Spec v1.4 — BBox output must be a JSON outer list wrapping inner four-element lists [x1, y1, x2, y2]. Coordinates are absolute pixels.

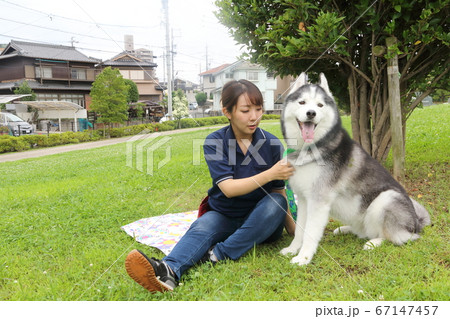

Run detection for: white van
[[0, 112, 34, 136]]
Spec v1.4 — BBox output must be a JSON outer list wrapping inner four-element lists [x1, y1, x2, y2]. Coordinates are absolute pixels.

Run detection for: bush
[[0, 135, 31, 153], [0, 131, 98, 153], [262, 114, 280, 120], [155, 121, 177, 131], [180, 118, 198, 128]]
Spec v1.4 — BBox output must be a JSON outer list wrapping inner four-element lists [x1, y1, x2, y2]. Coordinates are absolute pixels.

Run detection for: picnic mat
[[121, 211, 198, 255]]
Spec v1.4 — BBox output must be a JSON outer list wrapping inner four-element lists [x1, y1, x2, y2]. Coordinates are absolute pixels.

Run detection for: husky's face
[[282, 73, 338, 145]]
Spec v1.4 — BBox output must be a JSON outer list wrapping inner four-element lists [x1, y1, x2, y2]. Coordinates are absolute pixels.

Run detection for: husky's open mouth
[[297, 120, 316, 143]]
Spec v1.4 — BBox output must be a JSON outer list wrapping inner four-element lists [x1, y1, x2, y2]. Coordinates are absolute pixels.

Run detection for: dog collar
[[283, 148, 297, 157]]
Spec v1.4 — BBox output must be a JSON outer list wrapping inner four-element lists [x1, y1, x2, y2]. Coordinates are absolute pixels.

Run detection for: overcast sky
[[0, 0, 244, 83]]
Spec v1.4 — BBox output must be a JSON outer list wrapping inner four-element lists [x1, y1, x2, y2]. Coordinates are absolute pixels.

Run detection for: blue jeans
[[163, 193, 286, 279]]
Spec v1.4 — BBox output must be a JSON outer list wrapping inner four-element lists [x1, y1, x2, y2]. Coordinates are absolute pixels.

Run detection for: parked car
[[159, 113, 170, 123], [159, 113, 193, 123], [188, 102, 198, 110], [0, 112, 34, 136], [422, 96, 433, 106]]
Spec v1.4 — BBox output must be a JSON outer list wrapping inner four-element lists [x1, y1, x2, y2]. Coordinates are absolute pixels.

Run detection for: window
[[225, 73, 233, 79], [37, 93, 58, 101], [71, 68, 86, 80], [36, 93, 85, 108], [120, 70, 130, 79], [247, 72, 258, 81], [130, 70, 144, 80], [35, 67, 52, 78], [120, 70, 144, 80], [60, 94, 85, 107]]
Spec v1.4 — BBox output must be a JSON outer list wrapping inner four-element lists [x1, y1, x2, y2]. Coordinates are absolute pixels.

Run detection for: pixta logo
[[126, 129, 172, 175]]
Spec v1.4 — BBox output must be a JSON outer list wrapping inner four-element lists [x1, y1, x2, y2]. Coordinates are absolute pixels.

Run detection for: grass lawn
[[0, 104, 448, 301]]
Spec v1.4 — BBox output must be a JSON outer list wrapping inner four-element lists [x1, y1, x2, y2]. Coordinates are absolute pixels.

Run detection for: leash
[[283, 148, 297, 221]]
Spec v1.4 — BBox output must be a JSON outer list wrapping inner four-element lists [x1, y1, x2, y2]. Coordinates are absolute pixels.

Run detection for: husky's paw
[[280, 246, 300, 256], [290, 255, 312, 266], [333, 226, 353, 235], [363, 238, 384, 250]]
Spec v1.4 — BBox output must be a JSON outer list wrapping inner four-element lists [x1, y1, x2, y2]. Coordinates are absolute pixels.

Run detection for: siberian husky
[[280, 72, 431, 266]]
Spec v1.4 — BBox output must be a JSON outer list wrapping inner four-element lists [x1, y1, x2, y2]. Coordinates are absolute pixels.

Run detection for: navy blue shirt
[[203, 125, 285, 218]]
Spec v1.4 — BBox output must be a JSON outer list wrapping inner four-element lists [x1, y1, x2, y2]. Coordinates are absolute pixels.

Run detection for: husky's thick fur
[[280, 73, 431, 266]]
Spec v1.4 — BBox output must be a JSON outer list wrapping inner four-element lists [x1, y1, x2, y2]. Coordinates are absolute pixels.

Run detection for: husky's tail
[[411, 198, 431, 231]]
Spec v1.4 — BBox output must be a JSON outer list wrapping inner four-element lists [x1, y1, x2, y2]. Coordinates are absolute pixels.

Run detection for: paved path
[[0, 125, 224, 163]]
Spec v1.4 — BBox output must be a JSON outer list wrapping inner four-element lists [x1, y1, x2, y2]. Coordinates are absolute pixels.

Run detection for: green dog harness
[[283, 148, 297, 221]]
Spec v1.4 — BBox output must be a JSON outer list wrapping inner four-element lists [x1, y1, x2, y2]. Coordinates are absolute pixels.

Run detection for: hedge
[[0, 114, 280, 154]]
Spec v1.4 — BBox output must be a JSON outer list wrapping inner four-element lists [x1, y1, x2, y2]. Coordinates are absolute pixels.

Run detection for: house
[[173, 77, 199, 103], [97, 51, 163, 103], [173, 77, 199, 93], [199, 60, 293, 114], [274, 75, 296, 109], [199, 63, 230, 100], [0, 40, 100, 109]]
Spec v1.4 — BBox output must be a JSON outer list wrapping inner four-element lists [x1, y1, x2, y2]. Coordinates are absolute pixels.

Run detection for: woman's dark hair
[[220, 79, 264, 114]]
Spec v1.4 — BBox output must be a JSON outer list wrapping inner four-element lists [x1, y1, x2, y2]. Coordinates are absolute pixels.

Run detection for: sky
[[0, 0, 244, 83]]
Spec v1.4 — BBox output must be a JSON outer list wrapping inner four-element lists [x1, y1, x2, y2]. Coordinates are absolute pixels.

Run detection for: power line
[[0, 0, 160, 30], [0, 0, 240, 82], [0, 17, 165, 50]]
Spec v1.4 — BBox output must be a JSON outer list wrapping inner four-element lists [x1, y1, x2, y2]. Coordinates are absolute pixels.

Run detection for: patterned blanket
[[121, 211, 198, 255]]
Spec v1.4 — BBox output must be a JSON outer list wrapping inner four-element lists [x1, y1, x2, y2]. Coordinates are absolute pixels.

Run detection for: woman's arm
[[217, 159, 294, 198]]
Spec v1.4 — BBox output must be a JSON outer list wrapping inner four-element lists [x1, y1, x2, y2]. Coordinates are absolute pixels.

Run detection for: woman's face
[[224, 93, 263, 139]]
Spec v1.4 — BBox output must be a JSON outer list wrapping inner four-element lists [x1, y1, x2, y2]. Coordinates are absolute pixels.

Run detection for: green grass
[[0, 104, 448, 301]]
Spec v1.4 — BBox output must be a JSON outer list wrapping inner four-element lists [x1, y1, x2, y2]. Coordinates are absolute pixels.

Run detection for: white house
[[199, 60, 279, 113]]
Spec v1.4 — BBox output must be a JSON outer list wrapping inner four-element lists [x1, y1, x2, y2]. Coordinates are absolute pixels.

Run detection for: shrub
[[0, 135, 31, 152], [262, 114, 280, 120], [180, 118, 198, 128], [156, 121, 177, 131]]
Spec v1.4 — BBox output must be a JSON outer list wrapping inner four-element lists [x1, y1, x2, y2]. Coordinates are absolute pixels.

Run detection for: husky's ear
[[289, 72, 308, 95], [319, 73, 332, 96]]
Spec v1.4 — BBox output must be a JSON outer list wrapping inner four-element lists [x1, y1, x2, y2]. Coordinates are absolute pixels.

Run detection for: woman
[[125, 79, 295, 293]]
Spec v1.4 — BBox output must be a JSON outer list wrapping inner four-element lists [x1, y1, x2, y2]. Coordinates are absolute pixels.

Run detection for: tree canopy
[[215, 0, 449, 161], [195, 92, 207, 107], [124, 79, 139, 104], [172, 89, 189, 127], [90, 67, 128, 128]]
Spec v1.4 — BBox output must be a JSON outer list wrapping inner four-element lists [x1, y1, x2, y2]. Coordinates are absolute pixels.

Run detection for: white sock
[[209, 248, 218, 262]]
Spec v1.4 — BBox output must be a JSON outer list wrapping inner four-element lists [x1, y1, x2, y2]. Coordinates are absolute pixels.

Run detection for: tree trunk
[[359, 79, 371, 153], [386, 36, 405, 182], [358, 36, 372, 154]]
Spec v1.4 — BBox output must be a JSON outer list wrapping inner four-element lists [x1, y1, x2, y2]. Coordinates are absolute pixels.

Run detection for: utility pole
[[199, 63, 202, 88], [171, 28, 176, 88], [205, 45, 209, 71], [162, 0, 172, 119]]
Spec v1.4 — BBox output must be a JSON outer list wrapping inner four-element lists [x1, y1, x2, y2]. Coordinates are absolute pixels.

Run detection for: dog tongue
[[301, 122, 315, 143]]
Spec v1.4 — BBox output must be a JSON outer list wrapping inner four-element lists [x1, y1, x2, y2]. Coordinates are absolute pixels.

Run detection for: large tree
[[90, 67, 128, 135], [215, 0, 449, 161]]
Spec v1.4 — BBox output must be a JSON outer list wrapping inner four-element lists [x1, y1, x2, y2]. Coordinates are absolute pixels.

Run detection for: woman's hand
[[218, 159, 294, 198], [267, 159, 295, 181]]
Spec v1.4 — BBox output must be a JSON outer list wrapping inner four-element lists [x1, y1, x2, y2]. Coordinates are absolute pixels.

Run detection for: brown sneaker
[[125, 249, 178, 293]]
